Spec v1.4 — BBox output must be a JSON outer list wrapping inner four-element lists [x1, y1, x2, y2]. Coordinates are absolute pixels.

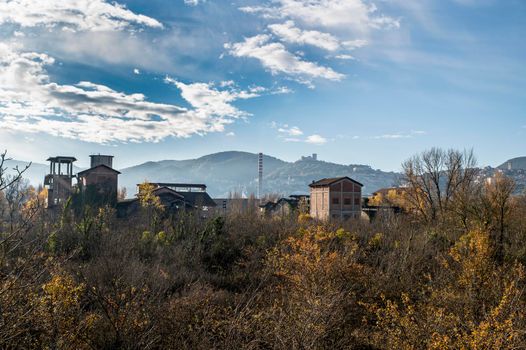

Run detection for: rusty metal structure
[[44, 156, 77, 208]]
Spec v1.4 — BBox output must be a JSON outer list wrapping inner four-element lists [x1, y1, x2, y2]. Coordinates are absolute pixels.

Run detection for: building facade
[[77, 164, 121, 206], [309, 177, 363, 221]]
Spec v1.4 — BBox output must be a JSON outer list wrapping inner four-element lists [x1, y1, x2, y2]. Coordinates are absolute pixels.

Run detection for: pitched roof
[[309, 176, 363, 188], [77, 164, 121, 176], [178, 191, 217, 207], [152, 186, 185, 199]]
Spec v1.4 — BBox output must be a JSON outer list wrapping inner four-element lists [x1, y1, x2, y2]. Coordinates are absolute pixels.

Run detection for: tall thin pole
[[258, 152, 263, 200]]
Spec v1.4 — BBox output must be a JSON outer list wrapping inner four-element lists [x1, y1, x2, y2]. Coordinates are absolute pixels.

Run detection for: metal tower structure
[[258, 152, 263, 200], [44, 156, 77, 208]]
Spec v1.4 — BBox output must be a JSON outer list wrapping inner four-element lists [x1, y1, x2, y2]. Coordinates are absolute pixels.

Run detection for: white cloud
[[268, 21, 369, 53], [374, 134, 410, 139], [268, 20, 340, 51], [373, 130, 427, 139], [220, 80, 235, 87], [334, 54, 355, 60], [271, 86, 294, 94], [277, 125, 303, 136], [164, 77, 258, 120], [342, 39, 368, 50], [272, 122, 327, 144], [184, 0, 204, 5], [0, 43, 256, 144], [226, 131, 235, 137], [234, 1, 395, 86], [0, 0, 163, 32], [240, 0, 399, 32], [225, 34, 344, 85], [133, 68, 141, 75], [305, 134, 327, 145]]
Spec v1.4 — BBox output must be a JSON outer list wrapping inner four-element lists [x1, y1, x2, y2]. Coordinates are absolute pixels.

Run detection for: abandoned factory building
[[116, 182, 217, 218], [309, 177, 363, 221]]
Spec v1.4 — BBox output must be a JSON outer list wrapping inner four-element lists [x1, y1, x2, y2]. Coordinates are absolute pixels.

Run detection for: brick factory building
[[309, 177, 363, 221]]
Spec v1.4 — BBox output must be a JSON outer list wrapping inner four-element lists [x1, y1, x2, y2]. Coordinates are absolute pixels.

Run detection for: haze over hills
[[4, 152, 526, 198]]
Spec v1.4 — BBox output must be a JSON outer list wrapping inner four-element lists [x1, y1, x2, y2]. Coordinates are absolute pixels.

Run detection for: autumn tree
[[478, 173, 516, 262], [137, 181, 164, 232], [402, 148, 478, 223]]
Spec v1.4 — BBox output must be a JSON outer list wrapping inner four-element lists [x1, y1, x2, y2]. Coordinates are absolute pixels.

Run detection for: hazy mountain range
[[4, 152, 526, 198]]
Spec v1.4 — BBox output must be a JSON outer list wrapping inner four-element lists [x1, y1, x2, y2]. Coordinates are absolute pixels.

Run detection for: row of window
[[332, 213, 360, 220], [332, 197, 361, 205]]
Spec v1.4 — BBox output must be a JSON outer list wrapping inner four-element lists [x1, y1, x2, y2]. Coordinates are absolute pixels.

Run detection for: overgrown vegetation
[[1, 148, 525, 349]]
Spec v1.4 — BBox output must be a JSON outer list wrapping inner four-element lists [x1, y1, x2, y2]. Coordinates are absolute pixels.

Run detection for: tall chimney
[[258, 152, 263, 200]]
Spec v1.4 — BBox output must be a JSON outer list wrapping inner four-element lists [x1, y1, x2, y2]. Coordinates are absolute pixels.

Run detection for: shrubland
[[1, 148, 525, 349]]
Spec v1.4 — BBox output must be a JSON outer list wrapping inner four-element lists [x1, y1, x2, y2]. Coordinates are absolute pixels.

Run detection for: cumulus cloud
[[164, 77, 258, 120], [225, 34, 344, 85], [305, 134, 327, 145], [268, 20, 340, 51], [133, 68, 141, 75], [0, 43, 258, 143], [0, 0, 163, 32], [233, 1, 398, 85], [240, 0, 399, 32]]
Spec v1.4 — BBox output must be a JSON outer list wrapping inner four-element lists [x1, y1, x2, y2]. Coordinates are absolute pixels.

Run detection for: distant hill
[[10, 151, 524, 199], [498, 157, 526, 170], [119, 151, 400, 197]]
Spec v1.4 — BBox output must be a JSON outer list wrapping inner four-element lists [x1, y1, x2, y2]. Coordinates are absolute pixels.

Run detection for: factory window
[[344, 198, 351, 205], [332, 197, 339, 205], [355, 197, 361, 205]]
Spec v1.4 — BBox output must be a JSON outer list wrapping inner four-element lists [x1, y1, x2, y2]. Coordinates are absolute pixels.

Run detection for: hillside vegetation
[[1, 148, 526, 349]]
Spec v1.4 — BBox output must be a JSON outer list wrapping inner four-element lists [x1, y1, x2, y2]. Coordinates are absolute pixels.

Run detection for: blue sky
[[0, 0, 524, 171]]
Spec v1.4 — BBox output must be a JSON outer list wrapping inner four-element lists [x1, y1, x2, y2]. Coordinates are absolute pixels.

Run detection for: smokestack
[[258, 152, 263, 200]]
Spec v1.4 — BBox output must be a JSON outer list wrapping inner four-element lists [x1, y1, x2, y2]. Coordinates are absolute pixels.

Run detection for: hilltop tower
[[44, 156, 77, 208]]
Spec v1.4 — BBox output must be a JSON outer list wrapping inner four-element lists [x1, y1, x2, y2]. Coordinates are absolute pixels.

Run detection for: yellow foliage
[[261, 225, 364, 348], [449, 230, 494, 290], [368, 232, 383, 249], [367, 230, 526, 350], [32, 271, 97, 349], [298, 212, 313, 224], [138, 182, 164, 211]]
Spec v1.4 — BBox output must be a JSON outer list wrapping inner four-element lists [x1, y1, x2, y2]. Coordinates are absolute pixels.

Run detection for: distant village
[[42, 153, 435, 221]]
